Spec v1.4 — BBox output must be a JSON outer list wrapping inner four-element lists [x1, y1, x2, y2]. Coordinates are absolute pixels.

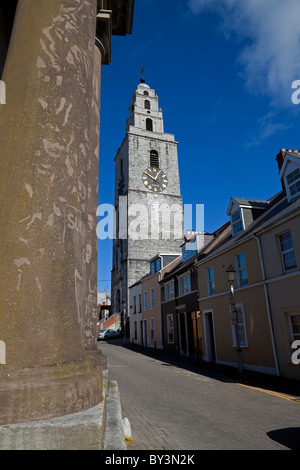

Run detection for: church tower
[[111, 78, 184, 317]]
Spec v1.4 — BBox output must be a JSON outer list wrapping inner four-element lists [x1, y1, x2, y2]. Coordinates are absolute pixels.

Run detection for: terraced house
[[159, 230, 227, 359], [196, 149, 300, 380]]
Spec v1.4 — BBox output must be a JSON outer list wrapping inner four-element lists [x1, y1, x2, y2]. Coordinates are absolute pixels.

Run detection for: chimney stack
[[276, 149, 286, 171], [276, 149, 286, 191]]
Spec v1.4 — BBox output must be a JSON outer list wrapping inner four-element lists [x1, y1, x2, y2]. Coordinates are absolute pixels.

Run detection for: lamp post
[[226, 265, 244, 376]]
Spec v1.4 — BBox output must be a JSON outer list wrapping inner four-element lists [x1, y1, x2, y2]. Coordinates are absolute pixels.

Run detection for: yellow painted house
[[196, 150, 300, 380]]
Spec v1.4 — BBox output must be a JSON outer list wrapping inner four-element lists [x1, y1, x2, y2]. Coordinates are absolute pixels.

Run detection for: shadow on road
[[267, 427, 300, 450], [99, 338, 300, 399]]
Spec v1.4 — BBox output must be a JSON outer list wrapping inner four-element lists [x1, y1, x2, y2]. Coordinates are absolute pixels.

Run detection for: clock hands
[[144, 169, 162, 181], [154, 170, 162, 180], [144, 171, 156, 181]]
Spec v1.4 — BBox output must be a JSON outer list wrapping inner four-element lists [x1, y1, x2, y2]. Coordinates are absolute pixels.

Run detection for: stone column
[[0, 0, 107, 425], [83, 8, 112, 350], [83, 45, 101, 350]]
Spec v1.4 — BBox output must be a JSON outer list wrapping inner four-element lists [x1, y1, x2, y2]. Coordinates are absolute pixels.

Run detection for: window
[[279, 231, 297, 272], [144, 291, 148, 311], [134, 321, 137, 340], [182, 242, 197, 262], [143, 91, 149, 96], [236, 252, 248, 286], [207, 267, 215, 295], [286, 168, 300, 199], [150, 150, 159, 168], [133, 296, 136, 314], [146, 118, 153, 131], [178, 273, 191, 296], [150, 318, 154, 340], [150, 288, 155, 309], [289, 313, 300, 341], [165, 281, 175, 300], [150, 256, 161, 274], [231, 304, 247, 348], [167, 314, 174, 343], [231, 209, 244, 235], [138, 294, 142, 313], [144, 100, 150, 110]]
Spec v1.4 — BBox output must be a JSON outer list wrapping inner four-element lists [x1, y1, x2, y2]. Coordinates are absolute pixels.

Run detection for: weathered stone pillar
[[83, 45, 101, 350], [0, 0, 105, 425]]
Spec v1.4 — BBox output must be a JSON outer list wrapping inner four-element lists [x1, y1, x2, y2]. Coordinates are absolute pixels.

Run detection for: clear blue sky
[[97, 0, 300, 292]]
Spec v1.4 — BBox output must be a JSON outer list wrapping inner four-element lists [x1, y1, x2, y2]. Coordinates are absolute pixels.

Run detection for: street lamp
[[226, 265, 236, 285], [226, 265, 244, 376]]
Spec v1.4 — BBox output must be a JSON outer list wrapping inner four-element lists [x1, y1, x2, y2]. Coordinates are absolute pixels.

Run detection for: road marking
[[237, 383, 300, 402]]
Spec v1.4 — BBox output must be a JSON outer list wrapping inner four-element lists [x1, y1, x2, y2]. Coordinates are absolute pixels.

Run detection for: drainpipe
[[253, 234, 280, 376]]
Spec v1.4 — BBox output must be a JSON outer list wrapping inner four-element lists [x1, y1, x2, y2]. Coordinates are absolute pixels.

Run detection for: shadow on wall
[[267, 427, 300, 450], [0, 0, 18, 77]]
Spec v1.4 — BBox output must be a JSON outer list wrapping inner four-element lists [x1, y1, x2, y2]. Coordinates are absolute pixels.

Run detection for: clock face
[[118, 174, 125, 195], [142, 167, 168, 192]]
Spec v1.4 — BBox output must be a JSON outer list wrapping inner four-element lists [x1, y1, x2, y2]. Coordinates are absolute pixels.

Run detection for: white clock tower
[[111, 78, 183, 317]]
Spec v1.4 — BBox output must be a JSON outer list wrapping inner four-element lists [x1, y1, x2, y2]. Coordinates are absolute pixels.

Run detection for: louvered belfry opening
[[150, 150, 159, 168]]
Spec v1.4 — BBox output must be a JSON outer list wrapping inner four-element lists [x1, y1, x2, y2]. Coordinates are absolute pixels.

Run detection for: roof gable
[[279, 151, 300, 180], [226, 197, 269, 216]]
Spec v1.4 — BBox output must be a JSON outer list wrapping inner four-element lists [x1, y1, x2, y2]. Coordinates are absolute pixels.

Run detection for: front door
[[203, 311, 216, 362]]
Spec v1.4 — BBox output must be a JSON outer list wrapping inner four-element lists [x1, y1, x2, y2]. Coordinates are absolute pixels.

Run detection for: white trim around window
[[150, 287, 155, 309], [167, 314, 174, 344], [231, 208, 244, 236], [288, 311, 300, 342], [235, 252, 248, 287], [178, 272, 191, 296], [206, 266, 215, 295], [278, 230, 297, 273], [286, 167, 300, 201], [165, 280, 175, 300], [230, 303, 248, 348]]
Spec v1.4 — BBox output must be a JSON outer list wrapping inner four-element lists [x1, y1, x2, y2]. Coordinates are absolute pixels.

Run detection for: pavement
[[1, 340, 299, 450], [101, 339, 300, 451]]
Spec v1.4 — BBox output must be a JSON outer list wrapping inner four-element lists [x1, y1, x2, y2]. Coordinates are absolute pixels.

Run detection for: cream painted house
[[256, 149, 300, 379], [196, 150, 300, 380]]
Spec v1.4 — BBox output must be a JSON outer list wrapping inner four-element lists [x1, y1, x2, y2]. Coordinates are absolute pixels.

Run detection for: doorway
[[203, 311, 216, 362]]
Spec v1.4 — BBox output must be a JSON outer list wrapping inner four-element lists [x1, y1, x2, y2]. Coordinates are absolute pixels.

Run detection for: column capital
[[96, 10, 112, 65]]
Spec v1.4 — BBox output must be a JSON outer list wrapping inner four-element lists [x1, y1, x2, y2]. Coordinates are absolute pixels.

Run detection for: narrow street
[[98, 339, 300, 451]]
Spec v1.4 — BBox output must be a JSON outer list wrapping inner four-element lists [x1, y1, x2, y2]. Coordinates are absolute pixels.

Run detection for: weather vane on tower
[[140, 65, 146, 84]]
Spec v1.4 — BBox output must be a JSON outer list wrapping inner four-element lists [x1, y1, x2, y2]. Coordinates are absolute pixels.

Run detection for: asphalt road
[[98, 339, 300, 450]]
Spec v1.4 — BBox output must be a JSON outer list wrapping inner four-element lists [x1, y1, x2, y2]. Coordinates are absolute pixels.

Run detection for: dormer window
[[278, 150, 300, 202], [150, 256, 161, 274], [286, 168, 300, 199], [227, 197, 269, 237], [231, 209, 243, 235]]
